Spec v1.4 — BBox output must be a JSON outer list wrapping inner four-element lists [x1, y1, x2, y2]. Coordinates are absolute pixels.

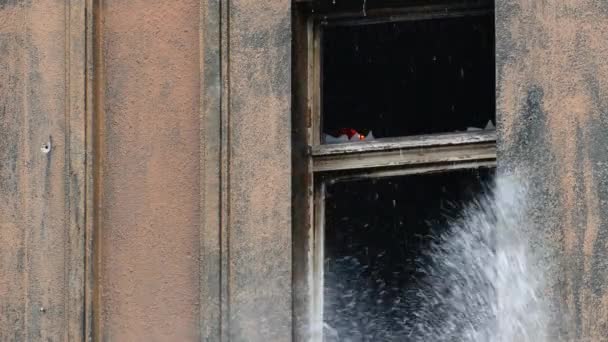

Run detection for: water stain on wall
[[498, 1, 608, 340]]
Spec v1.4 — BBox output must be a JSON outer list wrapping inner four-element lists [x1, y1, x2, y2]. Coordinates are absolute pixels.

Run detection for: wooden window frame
[[292, 2, 496, 341]]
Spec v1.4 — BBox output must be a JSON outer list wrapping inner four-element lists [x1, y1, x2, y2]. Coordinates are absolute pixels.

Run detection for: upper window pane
[[321, 13, 495, 143]]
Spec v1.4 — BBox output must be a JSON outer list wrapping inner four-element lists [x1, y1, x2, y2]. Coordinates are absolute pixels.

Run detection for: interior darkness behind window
[[322, 13, 495, 141], [323, 168, 495, 341]]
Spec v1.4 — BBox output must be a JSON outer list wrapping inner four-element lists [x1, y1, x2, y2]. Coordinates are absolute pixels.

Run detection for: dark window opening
[[321, 13, 495, 142], [306, 0, 492, 14], [323, 167, 495, 341]]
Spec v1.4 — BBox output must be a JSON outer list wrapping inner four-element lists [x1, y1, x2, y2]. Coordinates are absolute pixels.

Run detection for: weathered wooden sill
[[311, 130, 497, 172]]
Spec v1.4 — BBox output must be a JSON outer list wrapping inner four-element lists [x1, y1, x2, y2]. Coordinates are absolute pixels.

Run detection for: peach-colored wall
[[3, 0, 608, 340], [0, 1, 85, 340], [98, 0, 201, 340], [2, 0, 293, 339]]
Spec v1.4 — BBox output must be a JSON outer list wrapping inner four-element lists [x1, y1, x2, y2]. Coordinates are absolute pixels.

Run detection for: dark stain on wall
[[0, 1, 75, 340], [226, 0, 292, 339], [498, 1, 608, 340]]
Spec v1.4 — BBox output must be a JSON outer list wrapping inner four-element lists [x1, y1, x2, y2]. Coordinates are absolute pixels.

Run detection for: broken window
[[292, 1, 496, 341], [322, 13, 495, 142], [323, 168, 494, 340]]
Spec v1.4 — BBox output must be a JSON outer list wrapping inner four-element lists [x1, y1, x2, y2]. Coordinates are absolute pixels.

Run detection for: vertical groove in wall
[[63, 1, 71, 338], [200, 0, 224, 340], [84, 0, 96, 340], [91, 0, 104, 340], [219, 0, 230, 340], [21, 4, 32, 338], [65, 0, 88, 339]]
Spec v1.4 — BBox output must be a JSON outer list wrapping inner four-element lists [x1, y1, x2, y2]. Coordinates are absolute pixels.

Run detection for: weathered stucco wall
[[0, 0, 86, 340], [497, 1, 608, 340], [225, 0, 292, 339], [98, 0, 202, 340], [5, 0, 608, 340], [99, 0, 292, 340], [1, 0, 290, 339]]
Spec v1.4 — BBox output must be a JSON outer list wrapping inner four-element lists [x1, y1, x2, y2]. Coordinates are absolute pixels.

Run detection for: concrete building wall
[[497, 1, 608, 340], [5, 0, 608, 341], [97, 0, 292, 341], [0, 0, 86, 340], [0, 0, 291, 341], [97, 0, 202, 340]]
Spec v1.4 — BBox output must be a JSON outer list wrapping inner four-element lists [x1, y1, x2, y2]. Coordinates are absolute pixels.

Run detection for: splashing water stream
[[322, 176, 549, 341]]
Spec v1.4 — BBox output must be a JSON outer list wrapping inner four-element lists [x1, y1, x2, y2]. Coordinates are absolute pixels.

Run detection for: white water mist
[[322, 176, 549, 341]]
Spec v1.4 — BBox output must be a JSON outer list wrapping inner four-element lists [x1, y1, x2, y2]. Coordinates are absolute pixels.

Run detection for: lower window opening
[[322, 167, 495, 341]]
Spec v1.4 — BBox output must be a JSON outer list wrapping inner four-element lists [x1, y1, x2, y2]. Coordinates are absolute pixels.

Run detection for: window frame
[[292, 2, 497, 341]]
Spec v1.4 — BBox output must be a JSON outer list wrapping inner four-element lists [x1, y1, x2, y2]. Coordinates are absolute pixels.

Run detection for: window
[[322, 12, 495, 141], [293, 1, 496, 340]]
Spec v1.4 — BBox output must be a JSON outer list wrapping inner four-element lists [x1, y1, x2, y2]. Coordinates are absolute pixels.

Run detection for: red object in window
[[324, 128, 373, 144], [333, 128, 360, 139]]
